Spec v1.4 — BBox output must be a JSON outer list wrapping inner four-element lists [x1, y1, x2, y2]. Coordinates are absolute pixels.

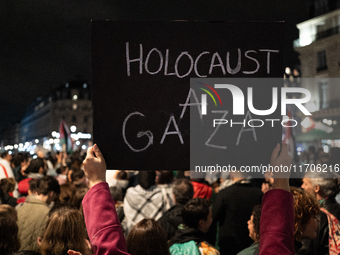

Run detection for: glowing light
[[72, 95, 78, 100], [70, 126, 77, 133], [81, 145, 87, 150], [297, 147, 302, 152], [301, 117, 313, 128], [14, 144, 18, 149], [76, 141, 80, 146], [323, 145, 330, 153], [35, 139, 39, 144]]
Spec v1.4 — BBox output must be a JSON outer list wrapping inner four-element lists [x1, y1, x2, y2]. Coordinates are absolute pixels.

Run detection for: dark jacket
[[300, 197, 340, 255], [157, 204, 184, 240], [212, 180, 262, 255], [169, 227, 219, 254]]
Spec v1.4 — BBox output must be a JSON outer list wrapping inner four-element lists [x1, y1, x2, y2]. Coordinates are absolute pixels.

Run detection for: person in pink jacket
[[70, 143, 294, 255], [76, 144, 130, 255], [259, 143, 295, 255]]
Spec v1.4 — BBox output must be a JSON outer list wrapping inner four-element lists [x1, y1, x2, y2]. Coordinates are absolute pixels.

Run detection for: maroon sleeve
[[82, 182, 130, 255], [259, 189, 295, 255]]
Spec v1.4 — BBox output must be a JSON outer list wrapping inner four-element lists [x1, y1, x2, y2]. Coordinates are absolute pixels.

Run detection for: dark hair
[[117, 170, 129, 180], [11, 153, 25, 168], [126, 218, 170, 255], [36, 176, 60, 196], [0, 152, 8, 159], [24, 158, 45, 174], [110, 186, 123, 202], [0, 210, 20, 254], [12, 251, 41, 255], [28, 178, 39, 193], [1, 177, 16, 193], [59, 183, 76, 205], [252, 205, 261, 239], [173, 178, 194, 205], [157, 171, 174, 185], [138, 171, 156, 190], [71, 169, 85, 183], [182, 197, 211, 229], [40, 208, 91, 255], [71, 186, 89, 210], [0, 204, 18, 221]]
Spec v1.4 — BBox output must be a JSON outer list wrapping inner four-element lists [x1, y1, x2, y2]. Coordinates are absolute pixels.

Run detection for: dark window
[[83, 115, 89, 123], [317, 50, 327, 71], [72, 115, 77, 122]]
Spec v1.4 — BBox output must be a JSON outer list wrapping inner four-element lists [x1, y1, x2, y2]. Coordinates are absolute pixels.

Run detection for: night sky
[[0, 0, 310, 132]]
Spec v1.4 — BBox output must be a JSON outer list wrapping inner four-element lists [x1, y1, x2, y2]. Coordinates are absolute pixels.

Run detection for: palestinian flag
[[59, 120, 73, 153]]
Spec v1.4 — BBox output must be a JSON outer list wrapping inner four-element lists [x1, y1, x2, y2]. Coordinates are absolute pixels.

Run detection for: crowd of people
[[0, 143, 339, 255]]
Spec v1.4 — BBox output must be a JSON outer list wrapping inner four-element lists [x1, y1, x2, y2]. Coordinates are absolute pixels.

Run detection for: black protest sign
[[91, 21, 283, 170]]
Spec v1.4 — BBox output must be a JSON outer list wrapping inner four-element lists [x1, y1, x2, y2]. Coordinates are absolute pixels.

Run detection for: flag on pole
[[59, 120, 73, 153]]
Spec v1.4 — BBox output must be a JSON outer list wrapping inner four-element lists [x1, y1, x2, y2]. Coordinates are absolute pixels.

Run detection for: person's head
[[291, 187, 320, 241], [308, 146, 316, 155], [70, 169, 86, 187], [138, 171, 156, 190], [302, 172, 340, 200], [0, 210, 20, 254], [36, 176, 60, 204], [71, 186, 89, 210], [40, 208, 91, 255], [109, 186, 123, 202], [25, 158, 46, 175], [173, 178, 194, 205], [0, 177, 16, 193], [11, 153, 25, 168], [182, 197, 212, 233], [0, 204, 18, 221], [59, 183, 76, 205], [126, 218, 170, 255], [28, 178, 39, 196], [1, 151, 12, 162], [116, 170, 129, 180], [156, 171, 174, 185], [248, 205, 261, 242]]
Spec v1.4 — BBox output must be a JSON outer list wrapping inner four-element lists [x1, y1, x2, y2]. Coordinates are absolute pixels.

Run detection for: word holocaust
[[213, 118, 298, 128]]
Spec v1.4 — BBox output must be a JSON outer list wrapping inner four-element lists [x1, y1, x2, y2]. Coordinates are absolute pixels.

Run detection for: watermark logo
[[200, 84, 311, 117], [197, 82, 223, 115]]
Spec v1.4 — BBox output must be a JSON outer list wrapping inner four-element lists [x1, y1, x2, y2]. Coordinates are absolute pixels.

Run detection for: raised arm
[[259, 143, 295, 255], [82, 144, 130, 255]]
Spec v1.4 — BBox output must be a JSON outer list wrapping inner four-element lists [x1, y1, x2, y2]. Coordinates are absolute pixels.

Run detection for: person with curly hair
[[301, 172, 340, 255], [237, 205, 261, 255], [290, 186, 320, 254]]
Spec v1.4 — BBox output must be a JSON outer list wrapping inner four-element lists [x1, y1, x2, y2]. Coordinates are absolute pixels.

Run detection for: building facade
[[19, 81, 93, 152], [294, 0, 340, 149]]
